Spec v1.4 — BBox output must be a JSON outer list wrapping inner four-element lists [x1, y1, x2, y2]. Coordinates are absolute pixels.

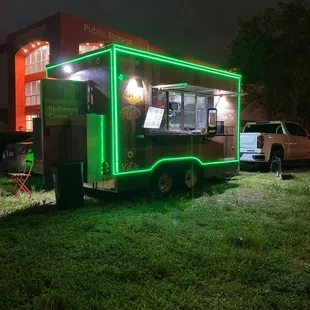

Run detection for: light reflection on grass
[[0, 168, 309, 309]]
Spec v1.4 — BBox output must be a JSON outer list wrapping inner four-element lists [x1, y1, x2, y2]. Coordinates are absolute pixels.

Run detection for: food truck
[[34, 43, 242, 195]]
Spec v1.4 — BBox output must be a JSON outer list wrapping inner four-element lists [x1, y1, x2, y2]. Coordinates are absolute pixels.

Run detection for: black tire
[[150, 167, 175, 198], [269, 149, 284, 171], [181, 163, 204, 190]]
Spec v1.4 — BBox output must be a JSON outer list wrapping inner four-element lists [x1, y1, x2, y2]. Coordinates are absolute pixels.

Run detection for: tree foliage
[[226, 0, 310, 123]]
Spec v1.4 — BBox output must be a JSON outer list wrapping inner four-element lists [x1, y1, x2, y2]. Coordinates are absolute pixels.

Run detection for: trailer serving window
[[149, 88, 214, 133]]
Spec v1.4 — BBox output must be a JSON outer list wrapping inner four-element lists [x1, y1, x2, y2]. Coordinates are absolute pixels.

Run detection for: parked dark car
[[1, 137, 33, 173], [0, 131, 32, 161]]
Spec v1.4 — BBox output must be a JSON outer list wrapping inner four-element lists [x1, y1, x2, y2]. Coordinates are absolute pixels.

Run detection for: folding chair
[[9, 159, 34, 196]]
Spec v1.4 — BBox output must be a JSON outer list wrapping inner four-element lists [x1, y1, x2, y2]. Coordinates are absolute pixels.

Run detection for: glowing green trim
[[237, 79, 241, 161], [114, 44, 241, 80], [46, 48, 111, 71], [101, 116, 105, 177], [116, 47, 239, 80], [116, 158, 239, 176], [111, 47, 241, 176], [113, 48, 121, 173], [118, 74, 127, 81], [110, 49, 117, 175], [44, 43, 241, 178]]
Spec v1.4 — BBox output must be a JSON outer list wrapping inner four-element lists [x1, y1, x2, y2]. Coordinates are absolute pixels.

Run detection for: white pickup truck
[[240, 121, 310, 165]]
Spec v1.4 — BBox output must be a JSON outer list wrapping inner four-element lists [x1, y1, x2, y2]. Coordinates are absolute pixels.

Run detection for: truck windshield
[[243, 123, 283, 134]]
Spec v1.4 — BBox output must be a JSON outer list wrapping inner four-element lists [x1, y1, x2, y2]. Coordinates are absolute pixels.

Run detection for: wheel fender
[[149, 160, 203, 186], [269, 144, 285, 162]]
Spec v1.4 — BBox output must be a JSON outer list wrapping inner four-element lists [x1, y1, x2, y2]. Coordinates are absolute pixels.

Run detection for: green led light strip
[[110, 49, 115, 175], [237, 79, 241, 161], [111, 46, 241, 176], [111, 48, 120, 174], [114, 44, 241, 80], [44, 43, 241, 178], [101, 116, 105, 171], [116, 158, 239, 177], [45, 47, 113, 175], [46, 48, 111, 71], [115, 47, 239, 81]]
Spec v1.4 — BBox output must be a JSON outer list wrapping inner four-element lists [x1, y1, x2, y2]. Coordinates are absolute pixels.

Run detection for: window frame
[[151, 90, 213, 133], [25, 113, 40, 132], [25, 80, 41, 106], [25, 45, 50, 75], [196, 95, 210, 130], [243, 123, 284, 134], [79, 44, 101, 55], [284, 122, 308, 137]]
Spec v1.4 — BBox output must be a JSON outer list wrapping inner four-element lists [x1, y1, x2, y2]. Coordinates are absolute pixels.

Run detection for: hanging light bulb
[[126, 78, 138, 93], [124, 78, 144, 104]]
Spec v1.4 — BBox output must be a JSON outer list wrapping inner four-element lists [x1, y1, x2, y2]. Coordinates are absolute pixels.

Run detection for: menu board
[[144, 107, 165, 129], [41, 79, 88, 127]]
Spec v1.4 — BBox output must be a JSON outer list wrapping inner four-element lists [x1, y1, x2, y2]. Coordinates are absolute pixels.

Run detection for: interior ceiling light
[[23, 49, 28, 53], [32, 44, 35, 48], [37, 42, 41, 45]]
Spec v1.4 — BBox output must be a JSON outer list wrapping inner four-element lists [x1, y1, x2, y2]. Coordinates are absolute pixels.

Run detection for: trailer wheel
[[151, 168, 175, 197], [183, 164, 203, 190]]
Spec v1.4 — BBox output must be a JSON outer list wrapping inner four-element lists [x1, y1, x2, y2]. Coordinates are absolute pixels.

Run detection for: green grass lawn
[[0, 168, 310, 310]]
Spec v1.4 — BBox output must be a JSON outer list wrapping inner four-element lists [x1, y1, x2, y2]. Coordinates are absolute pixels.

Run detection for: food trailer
[[34, 43, 242, 195]]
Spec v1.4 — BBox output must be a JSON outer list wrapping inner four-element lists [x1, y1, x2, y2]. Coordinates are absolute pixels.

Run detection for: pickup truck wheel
[[269, 149, 284, 170]]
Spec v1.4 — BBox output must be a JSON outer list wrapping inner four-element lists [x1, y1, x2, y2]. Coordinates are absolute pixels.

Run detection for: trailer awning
[[152, 83, 245, 97]]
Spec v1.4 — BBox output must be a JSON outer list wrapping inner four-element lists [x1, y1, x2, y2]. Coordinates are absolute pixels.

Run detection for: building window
[[26, 114, 39, 132], [25, 80, 40, 106], [79, 43, 102, 55], [25, 45, 50, 75]]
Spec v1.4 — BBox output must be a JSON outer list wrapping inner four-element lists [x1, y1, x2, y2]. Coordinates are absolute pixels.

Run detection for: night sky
[[0, 0, 279, 66]]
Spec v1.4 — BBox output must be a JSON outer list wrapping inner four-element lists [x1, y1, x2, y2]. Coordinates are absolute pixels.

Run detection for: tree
[[226, 0, 310, 124], [243, 82, 285, 120]]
